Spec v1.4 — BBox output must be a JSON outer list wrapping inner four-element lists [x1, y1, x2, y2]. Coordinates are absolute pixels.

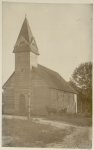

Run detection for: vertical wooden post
[[74, 94, 77, 113], [28, 92, 31, 119]]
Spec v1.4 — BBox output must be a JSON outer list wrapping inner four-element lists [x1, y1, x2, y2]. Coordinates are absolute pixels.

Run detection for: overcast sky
[[2, 2, 92, 84]]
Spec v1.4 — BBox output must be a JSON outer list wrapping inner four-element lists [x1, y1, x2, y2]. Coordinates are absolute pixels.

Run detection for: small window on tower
[[20, 41, 25, 45]]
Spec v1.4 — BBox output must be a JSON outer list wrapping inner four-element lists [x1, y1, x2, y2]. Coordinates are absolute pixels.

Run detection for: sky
[[2, 2, 92, 84]]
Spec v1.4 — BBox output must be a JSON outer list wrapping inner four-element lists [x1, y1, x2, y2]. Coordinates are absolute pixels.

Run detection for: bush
[[45, 106, 57, 115]]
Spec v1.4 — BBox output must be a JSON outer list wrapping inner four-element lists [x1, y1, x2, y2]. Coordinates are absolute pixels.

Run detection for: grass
[[2, 118, 73, 147], [41, 113, 92, 127]]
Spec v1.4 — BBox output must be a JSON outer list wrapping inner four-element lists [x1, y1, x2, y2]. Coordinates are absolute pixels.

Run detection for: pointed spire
[[25, 14, 27, 18], [13, 17, 39, 55]]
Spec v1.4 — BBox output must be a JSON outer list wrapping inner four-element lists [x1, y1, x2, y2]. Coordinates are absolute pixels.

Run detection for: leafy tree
[[69, 62, 92, 113]]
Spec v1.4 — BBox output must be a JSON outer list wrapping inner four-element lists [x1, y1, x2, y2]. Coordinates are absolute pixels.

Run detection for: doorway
[[19, 94, 27, 116]]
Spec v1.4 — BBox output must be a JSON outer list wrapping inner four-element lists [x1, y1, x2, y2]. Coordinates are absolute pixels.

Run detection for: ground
[[2, 115, 92, 148]]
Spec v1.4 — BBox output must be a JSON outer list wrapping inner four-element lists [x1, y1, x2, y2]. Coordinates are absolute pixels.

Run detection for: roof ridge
[[38, 64, 77, 93], [38, 64, 57, 74], [25, 17, 33, 44]]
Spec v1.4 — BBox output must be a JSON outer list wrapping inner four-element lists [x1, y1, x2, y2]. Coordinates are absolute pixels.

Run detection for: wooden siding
[[31, 79, 50, 115], [15, 53, 30, 88], [50, 89, 76, 113], [3, 89, 15, 114]]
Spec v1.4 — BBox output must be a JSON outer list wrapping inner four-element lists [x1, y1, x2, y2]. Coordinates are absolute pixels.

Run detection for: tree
[[69, 62, 92, 114]]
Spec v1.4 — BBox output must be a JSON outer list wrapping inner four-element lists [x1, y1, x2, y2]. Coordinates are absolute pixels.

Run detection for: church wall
[[13, 89, 33, 116], [3, 84, 77, 115], [50, 89, 58, 109], [3, 87, 31, 116], [3, 88, 15, 114], [3, 87, 77, 115], [50, 89, 76, 114], [30, 79, 50, 115]]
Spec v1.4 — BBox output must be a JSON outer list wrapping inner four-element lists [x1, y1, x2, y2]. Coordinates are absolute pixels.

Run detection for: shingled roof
[[13, 17, 39, 55], [31, 65, 77, 93], [3, 65, 77, 94]]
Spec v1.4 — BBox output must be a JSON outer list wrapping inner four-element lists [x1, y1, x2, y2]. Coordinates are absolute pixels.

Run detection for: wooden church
[[2, 17, 77, 116]]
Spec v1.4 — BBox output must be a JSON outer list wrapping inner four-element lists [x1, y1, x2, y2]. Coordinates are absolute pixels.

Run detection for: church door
[[19, 94, 27, 116]]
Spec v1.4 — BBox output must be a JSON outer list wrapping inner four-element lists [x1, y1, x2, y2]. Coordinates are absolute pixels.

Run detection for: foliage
[[71, 62, 92, 89], [69, 62, 92, 113]]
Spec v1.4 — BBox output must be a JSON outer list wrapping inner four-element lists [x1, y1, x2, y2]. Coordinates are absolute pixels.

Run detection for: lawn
[[2, 118, 73, 147], [43, 114, 92, 127]]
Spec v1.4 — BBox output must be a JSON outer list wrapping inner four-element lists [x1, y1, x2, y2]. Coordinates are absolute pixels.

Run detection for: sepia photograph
[[2, 1, 92, 148]]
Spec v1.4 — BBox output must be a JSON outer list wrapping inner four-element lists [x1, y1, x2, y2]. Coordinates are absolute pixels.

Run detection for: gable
[[3, 72, 15, 89]]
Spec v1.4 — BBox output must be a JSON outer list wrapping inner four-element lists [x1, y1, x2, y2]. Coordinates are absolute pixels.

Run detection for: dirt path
[[32, 117, 92, 148], [47, 127, 92, 148], [32, 117, 86, 128], [3, 115, 92, 148]]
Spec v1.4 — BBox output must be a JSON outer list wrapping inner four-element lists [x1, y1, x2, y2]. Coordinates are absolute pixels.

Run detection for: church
[[2, 17, 77, 116]]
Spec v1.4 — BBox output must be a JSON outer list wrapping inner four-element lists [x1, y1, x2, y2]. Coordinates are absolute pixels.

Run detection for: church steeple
[[13, 17, 39, 55]]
